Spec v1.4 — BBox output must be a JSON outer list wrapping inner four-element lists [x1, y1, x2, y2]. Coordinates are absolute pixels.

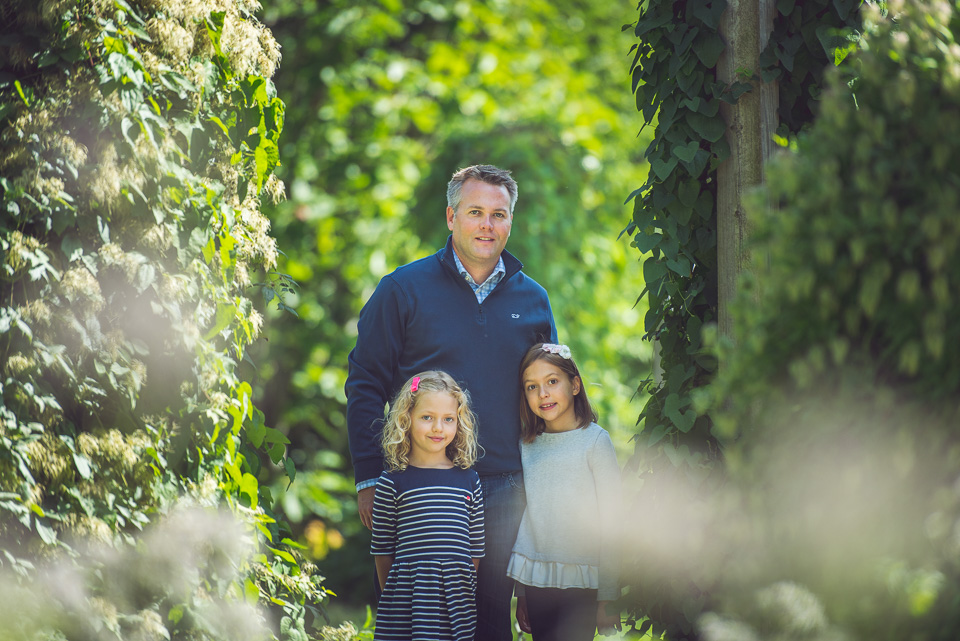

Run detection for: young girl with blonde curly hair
[[370, 370, 485, 641]]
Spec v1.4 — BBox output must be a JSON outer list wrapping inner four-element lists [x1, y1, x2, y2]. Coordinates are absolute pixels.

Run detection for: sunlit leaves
[[0, 0, 324, 637]]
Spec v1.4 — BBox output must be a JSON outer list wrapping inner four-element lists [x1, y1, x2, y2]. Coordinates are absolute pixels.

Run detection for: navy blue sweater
[[345, 237, 556, 484]]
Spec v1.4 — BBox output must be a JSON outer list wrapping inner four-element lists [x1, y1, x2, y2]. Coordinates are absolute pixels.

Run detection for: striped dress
[[371, 466, 485, 641]]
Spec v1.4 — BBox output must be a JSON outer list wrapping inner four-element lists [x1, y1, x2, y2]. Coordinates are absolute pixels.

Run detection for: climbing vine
[[622, 0, 864, 637]]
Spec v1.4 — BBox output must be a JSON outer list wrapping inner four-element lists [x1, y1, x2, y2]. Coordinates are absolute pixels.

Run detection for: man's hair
[[381, 370, 479, 471], [446, 164, 519, 214]]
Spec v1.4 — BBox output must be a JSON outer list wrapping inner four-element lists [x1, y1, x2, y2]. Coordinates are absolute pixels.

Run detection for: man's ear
[[446, 206, 456, 231]]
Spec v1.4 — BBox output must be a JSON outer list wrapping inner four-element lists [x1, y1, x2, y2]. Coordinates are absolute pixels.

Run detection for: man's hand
[[596, 601, 621, 636], [358, 486, 375, 530]]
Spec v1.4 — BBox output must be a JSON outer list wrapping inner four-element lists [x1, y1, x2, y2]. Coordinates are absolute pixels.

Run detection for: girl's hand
[[596, 601, 621, 636], [516, 595, 532, 634]]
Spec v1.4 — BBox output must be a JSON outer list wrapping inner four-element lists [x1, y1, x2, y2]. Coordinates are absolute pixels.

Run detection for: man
[[346, 164, 557, 640]]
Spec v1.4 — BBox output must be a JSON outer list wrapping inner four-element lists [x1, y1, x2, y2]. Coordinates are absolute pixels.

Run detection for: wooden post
[[716, 0, 776, 342]]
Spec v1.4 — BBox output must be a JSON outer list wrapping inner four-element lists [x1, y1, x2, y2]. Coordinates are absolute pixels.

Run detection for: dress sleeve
[[345, 277, 408, 485], [469, 472, 485, 558], [370, 474, 398, 556], [589, 429, 622, 601]]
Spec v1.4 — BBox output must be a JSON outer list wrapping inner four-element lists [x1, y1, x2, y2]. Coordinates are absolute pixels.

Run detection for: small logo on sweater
[[511, 313, 520, 318]]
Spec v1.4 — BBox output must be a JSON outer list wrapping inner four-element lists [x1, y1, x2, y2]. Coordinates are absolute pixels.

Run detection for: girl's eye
[[444, 417, 455, 423], [548, 378, 558, 385], [421, 415, 432, 421]]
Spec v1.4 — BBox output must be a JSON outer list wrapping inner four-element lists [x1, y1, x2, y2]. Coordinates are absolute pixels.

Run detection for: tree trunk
[[717, 0, 777, 341]]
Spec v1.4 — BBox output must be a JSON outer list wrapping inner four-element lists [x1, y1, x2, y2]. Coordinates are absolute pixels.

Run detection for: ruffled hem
[[506, 552, 598, 590]]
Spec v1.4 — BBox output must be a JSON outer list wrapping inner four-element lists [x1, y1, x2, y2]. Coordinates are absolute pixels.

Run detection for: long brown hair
[[518, 343, 597, 443]]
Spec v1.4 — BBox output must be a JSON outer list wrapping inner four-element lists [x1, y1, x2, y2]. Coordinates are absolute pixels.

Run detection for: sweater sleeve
[[345, 276, 408, 485], [589, 428, 622, 601]]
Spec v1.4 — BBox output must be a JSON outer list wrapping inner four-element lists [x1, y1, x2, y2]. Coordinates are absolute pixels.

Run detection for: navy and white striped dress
[[371, 466, 485, 641]]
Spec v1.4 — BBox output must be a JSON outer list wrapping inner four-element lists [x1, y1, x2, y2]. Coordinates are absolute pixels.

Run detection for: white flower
[[541, 343, 572, 359]]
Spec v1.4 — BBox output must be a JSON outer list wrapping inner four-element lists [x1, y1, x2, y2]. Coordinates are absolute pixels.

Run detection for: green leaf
[[633, 232, 662, 254], [690, 0, 728, 30], [643, 257, 668, 283], [37, 52, 59, 68], [244, 578, 260, 605], [650, 154, 679, 181], [263, 426, 291, 445], [268, 441, 285, 465], [245, 410, 266, 448], [646, 422, 669, 446], [635, 11, 673, 37], [72, 453, 93, 480], [692, 32, 725, 67], [678, 179, 700, 207], [239, 472, 259, 507], [254, 139, 279, 191], [666, 255, 692, 277], [35, 520, 57, 545], [205, 11, 227, 58], [673, 140, 700, 163], [272, 547, 298, 565], [208, 115, 232, 137], [13, 80, 30, 106], [203, 302, 236, 340], [687, 112, 727, 142]]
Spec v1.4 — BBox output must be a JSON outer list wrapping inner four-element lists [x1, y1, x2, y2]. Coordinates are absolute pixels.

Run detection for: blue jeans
[[476, 472, 526, 641]]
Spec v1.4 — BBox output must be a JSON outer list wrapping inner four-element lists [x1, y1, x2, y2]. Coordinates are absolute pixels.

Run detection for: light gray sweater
[[506, 422, 622, 601]]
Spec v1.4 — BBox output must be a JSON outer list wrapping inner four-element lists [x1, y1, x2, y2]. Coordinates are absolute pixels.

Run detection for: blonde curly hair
[[381, 370, 479, 472]]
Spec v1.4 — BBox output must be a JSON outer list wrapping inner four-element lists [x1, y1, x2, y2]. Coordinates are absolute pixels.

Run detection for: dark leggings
[[525, 586, 598, 641]]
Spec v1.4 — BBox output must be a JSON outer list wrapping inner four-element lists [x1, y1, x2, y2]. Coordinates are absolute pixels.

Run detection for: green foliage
[[254, 0, 649, 602], [697, 0, 960, 638], [711, 0, 960, 433], [0, 0, 325, 637], [623, 0, 864, 637]]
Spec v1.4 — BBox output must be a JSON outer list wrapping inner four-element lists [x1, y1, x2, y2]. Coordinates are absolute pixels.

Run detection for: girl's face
[[522, 358, 581, 433], [408, 390, 459, 466]]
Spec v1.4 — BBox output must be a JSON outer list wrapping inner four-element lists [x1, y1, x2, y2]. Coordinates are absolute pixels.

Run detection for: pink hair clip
[[411, 376, 421, 392]]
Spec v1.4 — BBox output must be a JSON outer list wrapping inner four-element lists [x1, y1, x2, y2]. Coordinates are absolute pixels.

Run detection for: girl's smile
[[408, 391, 459, 467], [522, 359, 581, 433]]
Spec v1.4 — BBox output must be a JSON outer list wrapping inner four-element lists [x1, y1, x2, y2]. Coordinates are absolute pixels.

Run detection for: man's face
[[446, 178, 513, 272]]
